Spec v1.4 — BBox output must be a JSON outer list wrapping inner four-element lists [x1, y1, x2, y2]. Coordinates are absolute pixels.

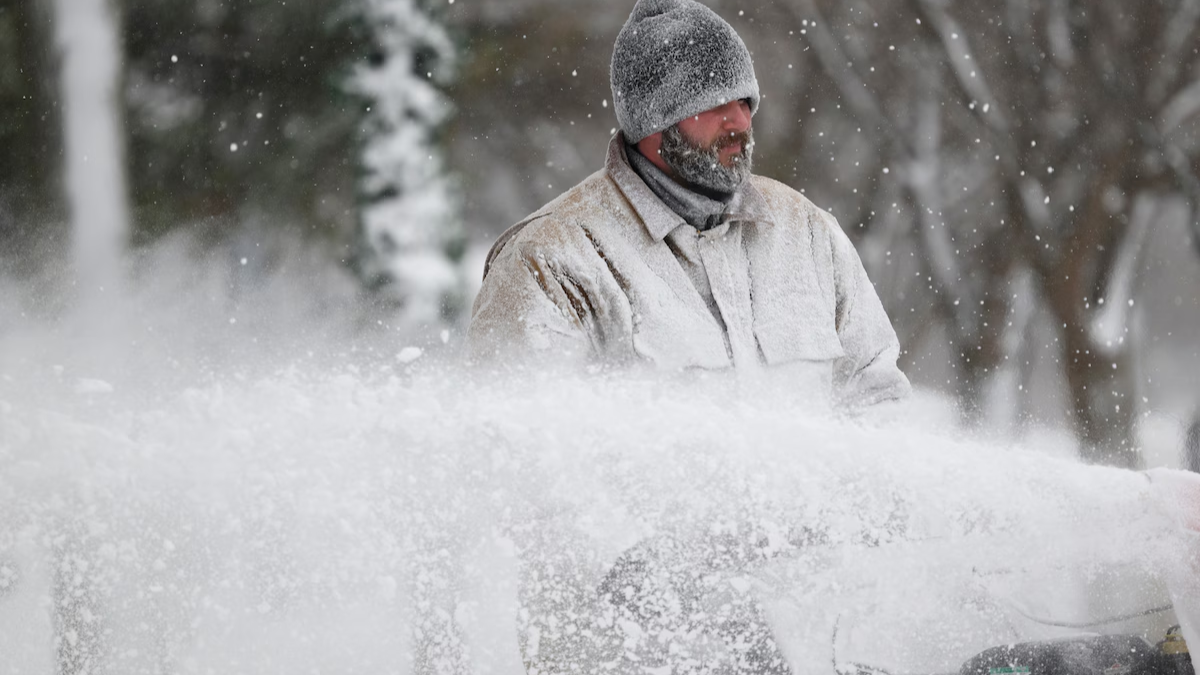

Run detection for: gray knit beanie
[[611, 0, 760, 144]]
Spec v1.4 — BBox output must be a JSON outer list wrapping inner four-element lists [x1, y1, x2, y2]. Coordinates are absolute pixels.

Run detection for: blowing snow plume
[[0, 245, 1198, 675]]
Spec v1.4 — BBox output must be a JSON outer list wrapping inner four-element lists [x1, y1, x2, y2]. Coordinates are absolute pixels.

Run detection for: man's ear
[[636, 131, 664, 158], [635, 131, 673, 176]]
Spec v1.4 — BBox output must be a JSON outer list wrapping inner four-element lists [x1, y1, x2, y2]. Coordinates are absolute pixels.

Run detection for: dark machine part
[[960, 630, 1194, 675], [1157, 626, 1194, 675]]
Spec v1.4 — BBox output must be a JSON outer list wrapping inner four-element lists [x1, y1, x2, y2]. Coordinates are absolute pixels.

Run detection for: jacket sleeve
[[825, 216, 912, 407], [464, 228, 592, 367]]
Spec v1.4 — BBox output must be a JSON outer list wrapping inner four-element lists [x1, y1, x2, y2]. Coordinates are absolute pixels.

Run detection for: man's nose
[[720, 100, 752, 132]]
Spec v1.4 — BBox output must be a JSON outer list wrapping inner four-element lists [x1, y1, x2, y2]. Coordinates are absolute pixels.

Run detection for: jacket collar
[[605, 132, 774, 242]]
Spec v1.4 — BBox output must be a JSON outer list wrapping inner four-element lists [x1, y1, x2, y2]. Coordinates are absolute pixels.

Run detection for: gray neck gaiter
[[626, 144, 732, 231]]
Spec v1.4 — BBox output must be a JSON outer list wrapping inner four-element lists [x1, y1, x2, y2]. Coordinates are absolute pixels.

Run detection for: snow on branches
[[347, 0, 464, 328]]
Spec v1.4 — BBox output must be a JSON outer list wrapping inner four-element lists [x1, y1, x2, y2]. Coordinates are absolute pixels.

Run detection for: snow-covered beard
[[660, 123, 754, 194]]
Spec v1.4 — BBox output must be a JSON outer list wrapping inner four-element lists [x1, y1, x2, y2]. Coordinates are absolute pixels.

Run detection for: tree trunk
[[951, 253, 1016, 428], [1185, 414, 1200, 473], [954, 323, 1006, 428], [1061, 329, 1139, 468], [53, 0, 130, 299]]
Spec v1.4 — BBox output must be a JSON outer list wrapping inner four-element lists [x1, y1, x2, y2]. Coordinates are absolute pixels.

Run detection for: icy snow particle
[[602, 99, 608, 108], [440, 330, 451, 344], [983, 103, 991, 113], [1043, 196, 1050, 204], [239, 257, 248, 266], [378, 576, 398, 601], [572, 69, 577, 77], [256, 112, 263, 119], [882, 167, 890, 174], [171, 55, 178, 63], [75, 379, 114, 395], [230, 143, 239, 152], [398, 347, 424, 364]]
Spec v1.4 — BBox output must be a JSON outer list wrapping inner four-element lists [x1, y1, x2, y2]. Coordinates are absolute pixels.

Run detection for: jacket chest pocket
[[753, 295, 844, 366]]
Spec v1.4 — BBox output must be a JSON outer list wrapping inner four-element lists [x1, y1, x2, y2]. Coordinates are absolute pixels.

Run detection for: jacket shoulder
[[750, 176, 833, 224], [481, 170, 618, 279], [750, 175, 847, 240]]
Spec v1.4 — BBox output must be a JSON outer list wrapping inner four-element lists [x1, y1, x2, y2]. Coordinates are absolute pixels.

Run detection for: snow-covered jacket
[[466, 135, 910, 407]]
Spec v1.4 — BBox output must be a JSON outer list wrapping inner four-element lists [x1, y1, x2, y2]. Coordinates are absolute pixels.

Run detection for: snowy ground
[[1, 248, 1197, 674]]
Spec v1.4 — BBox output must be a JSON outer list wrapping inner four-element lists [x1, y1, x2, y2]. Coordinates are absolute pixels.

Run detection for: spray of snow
[[0, 246, 1198, 674]]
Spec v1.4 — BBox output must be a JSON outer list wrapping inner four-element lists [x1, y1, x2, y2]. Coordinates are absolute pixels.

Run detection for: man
[[473, 2, 908, 670], [467, 0, 909, 407]]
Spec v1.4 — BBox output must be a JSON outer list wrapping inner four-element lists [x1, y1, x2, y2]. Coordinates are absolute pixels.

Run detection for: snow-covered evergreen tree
[[348, 0, 463, 328]]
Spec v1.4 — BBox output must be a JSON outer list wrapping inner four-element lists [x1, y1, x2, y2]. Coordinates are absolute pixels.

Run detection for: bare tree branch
[[1004, 0, 1044, 77], [1151, 0, 1200, 104], [1045, 0, 1077, 69], [907, 108, 965, 323], [1161, 78, 1200, 132], [787, 0, 894, 137], [908, 0, 1012, 139], [1163, 146, 1200, 258]]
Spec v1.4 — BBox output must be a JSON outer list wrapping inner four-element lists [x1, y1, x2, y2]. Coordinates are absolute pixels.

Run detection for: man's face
[[660, 99, 754, 193]]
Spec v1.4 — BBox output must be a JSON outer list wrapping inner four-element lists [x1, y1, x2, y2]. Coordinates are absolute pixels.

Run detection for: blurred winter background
[[4, 0, 1199, 466], [3, 0, 1200, 672]]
